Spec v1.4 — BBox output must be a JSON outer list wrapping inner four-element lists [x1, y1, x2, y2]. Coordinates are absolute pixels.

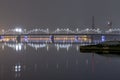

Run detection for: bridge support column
[[75, 35, 79, 41], [91, 35, 94, 44], [50, 35, 54, 43], [101, 35, 105, 42], [0, 36, 4, 41], [24, 36, 28, 42], [16, 35, 21, 43]]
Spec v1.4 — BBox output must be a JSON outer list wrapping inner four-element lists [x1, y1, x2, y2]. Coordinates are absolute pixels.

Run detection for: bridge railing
[[0, 28, 120, 35]]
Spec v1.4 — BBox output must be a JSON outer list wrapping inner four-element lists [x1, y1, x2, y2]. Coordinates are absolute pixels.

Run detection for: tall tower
[[91, 16, 95, 43], [107, 20, 112, 29], [92, 16, 95, 29], [107, 17, 112, 29]]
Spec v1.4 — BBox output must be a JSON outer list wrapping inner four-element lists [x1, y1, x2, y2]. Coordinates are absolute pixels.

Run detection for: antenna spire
[[107, 20, 112, 29], [92, 16, 95, 29]]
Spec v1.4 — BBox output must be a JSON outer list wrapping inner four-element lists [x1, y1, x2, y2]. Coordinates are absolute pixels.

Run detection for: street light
[[15, 28, 22, 33], [2, 29, 5, 34]]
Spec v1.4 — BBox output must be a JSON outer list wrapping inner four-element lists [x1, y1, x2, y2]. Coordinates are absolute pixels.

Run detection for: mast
[[92, 16, 95, 29]]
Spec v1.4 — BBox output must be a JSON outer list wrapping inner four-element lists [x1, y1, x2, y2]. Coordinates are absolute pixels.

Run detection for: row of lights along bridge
[[1, 16, 120, 34], [0, 28, 120, 34]]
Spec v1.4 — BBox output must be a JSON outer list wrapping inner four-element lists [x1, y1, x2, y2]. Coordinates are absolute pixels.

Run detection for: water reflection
[[2, 43, 80, 51], [0, 53, 112, 80], [14, 63, 21, 78], [55, 44, 72, 51], [96, 52, 120, 58], [14, 63, 21, 72], [28, 43, 47, 50], [3, 43, 25, 51], [0, 43, 120, 80]]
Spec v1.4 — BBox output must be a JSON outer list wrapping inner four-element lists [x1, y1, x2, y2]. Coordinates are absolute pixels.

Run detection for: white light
[[2, 29, 4, 33], [67, 28, 69, 31], [35, 29, 38, 31], [86, 28, 89, 31], [57, 28, 59, 31], [15, 28, 22, 33], [76, 28, 79, 31], [14, 65, 21, 72]]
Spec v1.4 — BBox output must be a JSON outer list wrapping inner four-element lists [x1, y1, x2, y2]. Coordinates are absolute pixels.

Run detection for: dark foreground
[[80, 41, 120, 53]]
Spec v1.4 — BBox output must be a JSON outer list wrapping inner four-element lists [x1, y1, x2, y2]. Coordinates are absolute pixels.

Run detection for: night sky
[[0, 0, 119, 30]]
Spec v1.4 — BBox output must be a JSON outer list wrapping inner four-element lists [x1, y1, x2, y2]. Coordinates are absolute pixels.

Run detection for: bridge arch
[[105, 28, 120, 34], [79, 28, 101, 34], [1, 28, 24, 34], [26, 29, 49, 34], [53, 28, 74, 34]]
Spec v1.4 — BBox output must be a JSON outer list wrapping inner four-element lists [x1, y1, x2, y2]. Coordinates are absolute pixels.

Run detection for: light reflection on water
[[2, 43, 80, 51], [0, 43, 120, 80]]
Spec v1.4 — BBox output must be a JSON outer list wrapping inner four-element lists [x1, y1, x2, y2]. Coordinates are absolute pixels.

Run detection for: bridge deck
[[0, 33, 119, 36]]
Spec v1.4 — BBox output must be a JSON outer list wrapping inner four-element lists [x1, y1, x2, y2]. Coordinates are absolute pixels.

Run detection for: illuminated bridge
[[0, 28, 120, 35], [0, 28, 120, 43]]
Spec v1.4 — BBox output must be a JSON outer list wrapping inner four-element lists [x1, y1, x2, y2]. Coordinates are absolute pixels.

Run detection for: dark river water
[[0, 43, 120, 80]]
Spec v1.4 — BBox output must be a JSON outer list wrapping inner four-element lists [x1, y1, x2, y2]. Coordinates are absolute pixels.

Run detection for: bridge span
[[0, 33, 119, 43], [0, 33, 120, 36]]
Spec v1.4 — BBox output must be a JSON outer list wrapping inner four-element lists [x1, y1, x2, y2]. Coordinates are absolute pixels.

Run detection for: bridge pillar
[[101, 35, 105, 42], [0, 36, 3, 39], [24, 36, 28, 42], [16, 35, 21, 43], [50, 35, 54, 43], [91, 35, 94, 44], [75, 35, 79, 41]]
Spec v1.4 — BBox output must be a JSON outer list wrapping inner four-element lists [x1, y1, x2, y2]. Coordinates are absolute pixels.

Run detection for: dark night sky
[[0, 0, 119, 30]]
